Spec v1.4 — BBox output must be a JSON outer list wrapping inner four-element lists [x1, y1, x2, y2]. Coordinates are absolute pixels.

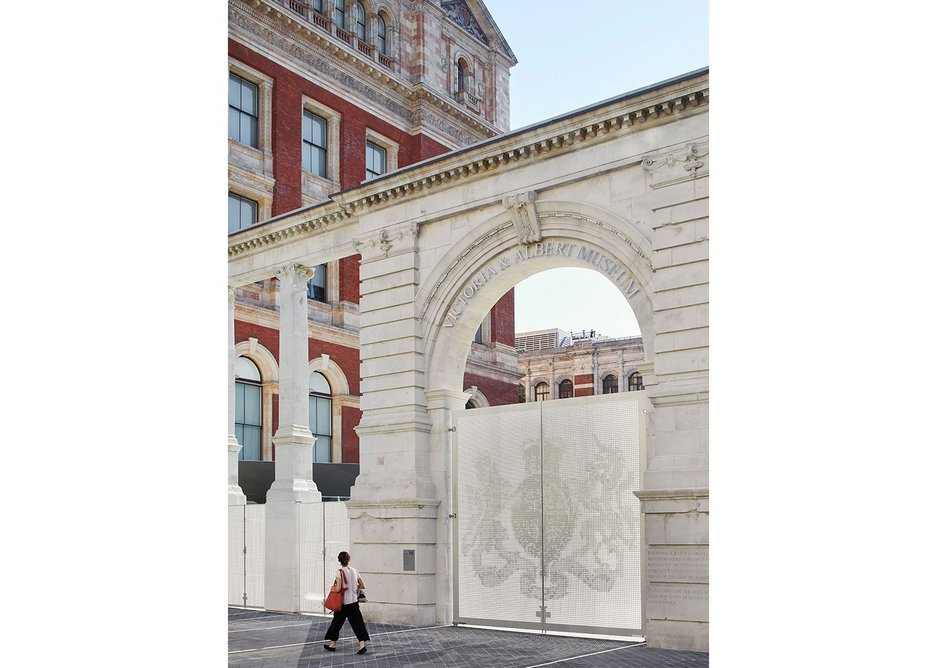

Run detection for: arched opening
[[235, 356, 262, 461], [309, 370, 332, 462]]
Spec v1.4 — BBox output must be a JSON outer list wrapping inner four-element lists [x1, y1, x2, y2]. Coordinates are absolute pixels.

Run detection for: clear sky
[[482, 1, 709, 338]]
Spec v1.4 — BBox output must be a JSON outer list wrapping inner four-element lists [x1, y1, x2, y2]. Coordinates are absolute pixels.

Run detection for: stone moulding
[[228, 77, 709, 259], [231, 0, 498, 141]]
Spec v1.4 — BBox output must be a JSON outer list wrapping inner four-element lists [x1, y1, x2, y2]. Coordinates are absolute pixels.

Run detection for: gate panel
[[540, 394, 643, 634], [454, 402, 542, 625], [454, 393, 644, 636]]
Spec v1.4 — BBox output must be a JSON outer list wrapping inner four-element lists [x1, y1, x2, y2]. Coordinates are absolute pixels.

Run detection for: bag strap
[[339, 568, 348, 592]]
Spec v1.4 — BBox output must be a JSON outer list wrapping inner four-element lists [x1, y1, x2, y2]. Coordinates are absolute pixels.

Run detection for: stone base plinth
[[646, 619, 709, 652]]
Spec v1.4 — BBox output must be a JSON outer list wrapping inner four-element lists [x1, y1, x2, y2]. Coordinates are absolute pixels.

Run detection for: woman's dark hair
[[338, 551, 350, 566]]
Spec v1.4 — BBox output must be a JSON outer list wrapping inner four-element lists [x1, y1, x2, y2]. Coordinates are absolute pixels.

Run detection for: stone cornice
[[230, 0, 499, 141], [228, 71, 709, 259]]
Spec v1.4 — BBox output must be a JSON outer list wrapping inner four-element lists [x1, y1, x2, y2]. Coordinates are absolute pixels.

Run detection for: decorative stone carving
[[353, 223, 419, 258], [442, 1, 489, 45], [641, 142, 709, 178], [503, 191, 541, 245]]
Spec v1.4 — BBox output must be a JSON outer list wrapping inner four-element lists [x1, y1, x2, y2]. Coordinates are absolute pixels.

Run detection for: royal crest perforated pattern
[[455, 393, 644, 636]]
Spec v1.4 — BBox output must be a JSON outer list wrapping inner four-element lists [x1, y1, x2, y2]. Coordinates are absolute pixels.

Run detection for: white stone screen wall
[[229, 501, 350, 612], [455, 393, 645, 636]]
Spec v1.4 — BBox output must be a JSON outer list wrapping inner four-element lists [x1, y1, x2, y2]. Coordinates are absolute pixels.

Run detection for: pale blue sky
[[483, 0, 709, 337]]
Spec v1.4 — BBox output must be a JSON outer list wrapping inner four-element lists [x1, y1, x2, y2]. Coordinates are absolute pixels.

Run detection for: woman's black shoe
[[357, 646, 368, 654], [324, 644, 336, 652]]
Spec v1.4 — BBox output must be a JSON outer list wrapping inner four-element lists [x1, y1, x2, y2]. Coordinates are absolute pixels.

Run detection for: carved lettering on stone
[[647, 548, 709, 583]]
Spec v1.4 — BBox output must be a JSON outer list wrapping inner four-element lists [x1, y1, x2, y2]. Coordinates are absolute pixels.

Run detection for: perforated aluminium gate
[[453, 392, 646, 637]]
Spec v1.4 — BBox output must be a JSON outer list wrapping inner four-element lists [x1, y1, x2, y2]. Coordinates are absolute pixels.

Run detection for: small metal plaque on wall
[[403, 549, 415, 571]]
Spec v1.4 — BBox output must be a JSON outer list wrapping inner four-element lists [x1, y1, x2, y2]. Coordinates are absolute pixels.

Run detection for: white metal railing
[[228, 500, 350, 611]]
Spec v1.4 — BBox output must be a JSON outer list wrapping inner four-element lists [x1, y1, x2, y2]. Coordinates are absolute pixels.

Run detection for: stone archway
[[414, 202, 657, 625]]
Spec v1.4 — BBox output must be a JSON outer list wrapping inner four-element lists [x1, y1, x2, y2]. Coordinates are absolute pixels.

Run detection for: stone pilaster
[[425, 387, 472, 624], [635, 488, 709, 652], [265, 263, 321, 614], [349, 223, 439, 626], [228, 288, 247, 506]]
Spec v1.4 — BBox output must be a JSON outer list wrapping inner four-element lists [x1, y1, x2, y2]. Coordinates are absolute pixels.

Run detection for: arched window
[[333, 0, 345, 28], [309, 371, 332, 462], [235, 357, 262, 461], [376, 13, 387, 53], [628, 371, 644, 391], [535, 382, 549, 402], [456, 59, 467, 92], [603, 374, 618, 394], [518, 383, 526, 403], [558, 379, 573, 399], [354, 2, 366, 40]]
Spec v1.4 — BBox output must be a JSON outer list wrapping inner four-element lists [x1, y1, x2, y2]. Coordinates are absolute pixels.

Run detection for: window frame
[[333, 0, 345, 29], [603, 374, 619, 394], [302, 109, 329, 178], [376, 12, 387, 54], [309, 371, 333, 463], [534, 382, 549, 402], [228, 191, 259, 234], [229, 72, 259, 149], [558, 379, 574, 399], [354, 2, 366, 40], [628, 371, 644, 391], [363, 128, 398, 182], [235, 357, 263, 461], [300, 96, 342, 202]]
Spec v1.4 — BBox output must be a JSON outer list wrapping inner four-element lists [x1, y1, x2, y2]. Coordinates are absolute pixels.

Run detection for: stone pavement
[[229, 608, 708, 668]]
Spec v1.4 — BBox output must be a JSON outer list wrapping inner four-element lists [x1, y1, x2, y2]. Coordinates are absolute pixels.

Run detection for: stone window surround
[[228, 178, 273, 228], [301, 95, 342, 190], [228, 59, 274, 174], [364, 126, 399, 177], [450, 47, 476, 95]]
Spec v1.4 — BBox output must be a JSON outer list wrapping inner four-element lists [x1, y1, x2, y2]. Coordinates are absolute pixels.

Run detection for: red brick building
[[229, 0, 520, 476]]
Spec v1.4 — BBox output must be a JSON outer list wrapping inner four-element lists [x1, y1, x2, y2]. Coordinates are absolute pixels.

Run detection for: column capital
[[275, 262, 314, 284]]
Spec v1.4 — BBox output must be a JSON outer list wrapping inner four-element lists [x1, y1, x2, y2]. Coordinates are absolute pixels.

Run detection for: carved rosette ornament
[[503, 191, 542, 245]]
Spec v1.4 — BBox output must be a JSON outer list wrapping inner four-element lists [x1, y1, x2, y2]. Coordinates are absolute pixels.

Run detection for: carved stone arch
[[234, 339, 278, 383], [463, 386, 490, 408], [419, 200, 656, 395], [308, 354, 351, 396]]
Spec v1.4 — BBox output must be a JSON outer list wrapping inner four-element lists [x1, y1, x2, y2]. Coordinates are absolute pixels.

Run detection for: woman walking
[[323, 551, 370, 655]]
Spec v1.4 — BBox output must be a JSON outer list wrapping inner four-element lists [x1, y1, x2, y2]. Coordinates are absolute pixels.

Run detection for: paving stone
[[229, 607, 708, 667]]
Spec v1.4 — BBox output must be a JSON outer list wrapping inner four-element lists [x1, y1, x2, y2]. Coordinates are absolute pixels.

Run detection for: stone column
[[264, 263, 321, 614], [426, 387, 472, 625], [228, 288, 247, 506], [549, 359, 556, 399], [348, 224, 440, 626]]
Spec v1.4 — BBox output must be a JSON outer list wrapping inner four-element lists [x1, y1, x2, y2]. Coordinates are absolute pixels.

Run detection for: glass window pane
[[312, 115, 325, 146], [315, 146, 326, 176], [317, 399, 332, 435], [235, 356, 261, 381], [242, 426, 262, 460], [309, 371, 331, 394], [302, 143, 311, 173], [240, 80, 257, 115], [302, 110, 313, 141], [308, 396, 318, 433], [228, 194, 240, 234], [228, 107, 240, 141], [235, 382, 245, 415], [229, 73, 241, 107], [243, 384, 261, 424], [235, 424, 245, 459], [314, 435, 331, 463]]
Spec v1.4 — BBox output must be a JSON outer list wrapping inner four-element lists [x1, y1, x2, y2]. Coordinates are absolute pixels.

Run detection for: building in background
[[516, 328, 645, 402], [229, 0, 520, 494]]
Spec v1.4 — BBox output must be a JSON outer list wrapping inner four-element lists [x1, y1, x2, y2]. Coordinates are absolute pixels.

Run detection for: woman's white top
[[337, 566, 360, 605]]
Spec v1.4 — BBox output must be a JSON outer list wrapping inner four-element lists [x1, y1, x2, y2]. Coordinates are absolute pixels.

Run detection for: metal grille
[[454, 392, 645, 636]]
